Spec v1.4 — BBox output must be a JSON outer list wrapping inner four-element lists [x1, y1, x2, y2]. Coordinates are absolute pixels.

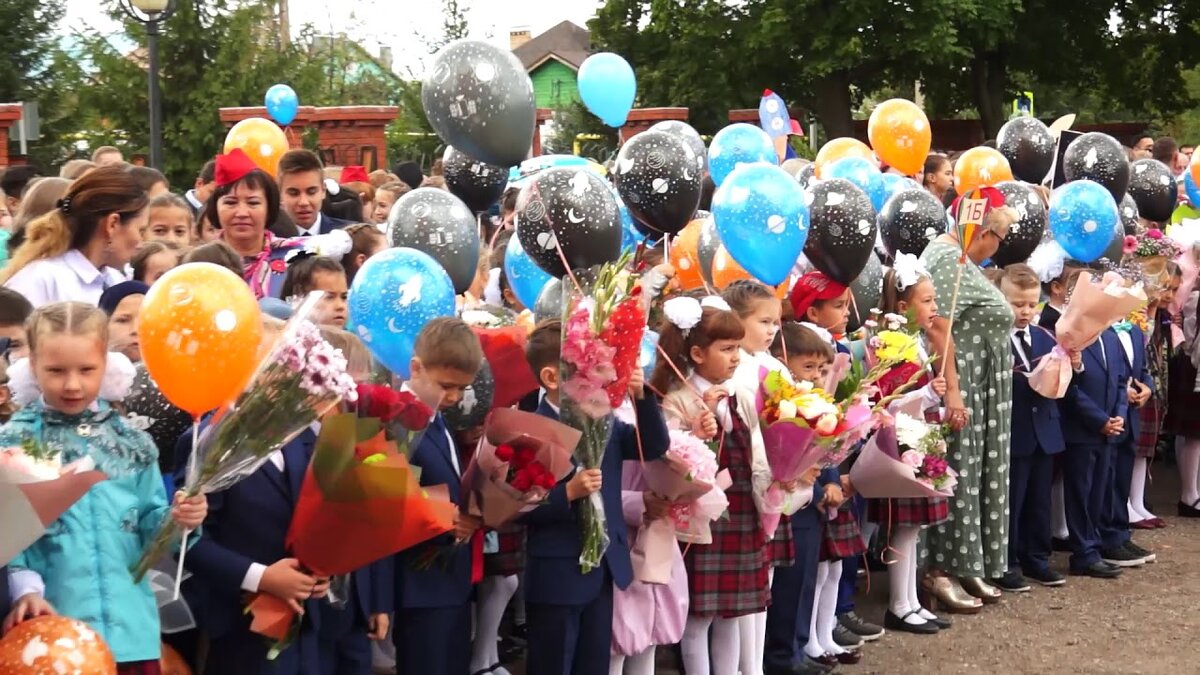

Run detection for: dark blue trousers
[[765, 512, 821, 670], [525, 567, 612, 675], [1008, 451, 1055, 575], [1062, 443, 1112, 570], [835, 494, 864, 614], [393, 605, 470, 675], [204, 623, 320, 675], [1099, 439, 1135, 551], [318, 592, 372, 675]]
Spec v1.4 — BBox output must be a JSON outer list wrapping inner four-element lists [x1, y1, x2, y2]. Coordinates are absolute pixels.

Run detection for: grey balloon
[[1119, 193, 1141, 235], [421, 40, 536, 168], [388, 187, 481, 294], [695, 212, 719, 286], [847, 253, 882, 332], [443, 359, 494, 432], [534, 277, 563, 323]]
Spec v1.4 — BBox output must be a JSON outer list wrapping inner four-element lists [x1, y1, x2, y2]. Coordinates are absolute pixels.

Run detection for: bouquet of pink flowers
[[849, 412, 957, 498], [1, 442, 105, 566]]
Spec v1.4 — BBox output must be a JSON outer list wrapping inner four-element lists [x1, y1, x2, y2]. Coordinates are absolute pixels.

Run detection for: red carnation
[[494, 444, 515, 463], [394, 391, 433, 431], [511, 470, 533, 492]]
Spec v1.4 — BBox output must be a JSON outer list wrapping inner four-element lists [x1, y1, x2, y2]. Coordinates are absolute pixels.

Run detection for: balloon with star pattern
[[443, 358, 495, 432], [388, 187, 481, 294], [803, 178, 878, 285], [1127, 158, 1178, 223], [712, 163, 809, 285], [997, 117, 1055, 184], [878, 188, 946, 257], [614, 130, 703, 236], [696, 212, 720, 287], [650, 120, 708, 177], [708, 123, 776, 187], [1049, 178, 1120, 263], [1119, 193, 1141, 235], [122, 363, 194, 474], [442, 145, 509, 213], [421, 40, 536, 168], [516, 167, 622, 277], [991, 181, 1048, 266], [1063, 132, 1130, 202], [846, 252, 882, 333]]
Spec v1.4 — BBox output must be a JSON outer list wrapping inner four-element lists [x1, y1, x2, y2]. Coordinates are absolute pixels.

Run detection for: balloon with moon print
[[442, 145, 508, 213], [349, 247, 456, 377], [1063, 132, 1130, 202], [516, 167, 622, 277], [614, 130, 703, 236], [388, 187, 481, 294], [421, 39, 536, 168], [996, 117, 1055, 184], [804, 178, 878, 285], [650, 120, 708, 176], [443, 358, 494, 432], [878, 188, 946, 257], [1119, 193, 1141, 235], [504, 233, 553, 310], [708, 123, 777, 187], [876, 173, 918, 214], [122, 363, 194, 472], [1048, 179, 1120, 263], [846, 252, 882, 333], [990, 181, 1048, 266], [1126, 158, 1178, 223], [823, 157, 884, 214], [713, 163, 809, 286]]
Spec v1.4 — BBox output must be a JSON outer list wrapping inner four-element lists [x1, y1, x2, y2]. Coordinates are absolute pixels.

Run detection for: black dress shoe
[[1070, 561, 1122, 578], [991, 570, 1031, 592], [836, 649, 862, 665], [924, 612, 952, 629], [813, 653, 839, 667], [790, 656, 834, 674], [1023, 568, 1066, 587], [1178, 499, 1200, 517], [1051, 537, 1071, 552], [1101, 546, 1145, 568], [883, 609, 939, 634]]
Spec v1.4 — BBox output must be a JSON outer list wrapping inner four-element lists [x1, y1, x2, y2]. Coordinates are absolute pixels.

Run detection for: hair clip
[[56, 197, 72, 214]]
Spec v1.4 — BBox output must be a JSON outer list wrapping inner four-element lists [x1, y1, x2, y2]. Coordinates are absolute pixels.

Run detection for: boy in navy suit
[[521, 321, 669, 675], [996, 265, 1074, 591], [392, 318, 484, 675]]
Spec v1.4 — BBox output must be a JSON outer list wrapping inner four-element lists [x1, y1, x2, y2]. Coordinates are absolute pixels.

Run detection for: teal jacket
[[7, 400, 172, 663]]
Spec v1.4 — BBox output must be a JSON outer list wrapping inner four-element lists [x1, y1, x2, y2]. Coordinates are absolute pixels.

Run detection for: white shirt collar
[[64, 249, 107, 285], [184, 189, 203, 210], [299, 212, 324, 237]]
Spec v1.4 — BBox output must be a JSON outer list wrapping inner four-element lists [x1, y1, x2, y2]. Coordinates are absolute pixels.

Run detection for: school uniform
[[316, 561, 393, 675], [391, 413, 473, 675], [522, 393, 669, 675], [1099, 324, 1153, 552], [179, 429, 322, 675], [1009, 325, 1067, 577], [1060, 329, 1129, 572], [1038, 304, 1063, 333]]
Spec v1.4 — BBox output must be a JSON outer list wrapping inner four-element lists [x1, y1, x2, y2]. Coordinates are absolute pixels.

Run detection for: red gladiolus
[[494, 444, 515, 463]]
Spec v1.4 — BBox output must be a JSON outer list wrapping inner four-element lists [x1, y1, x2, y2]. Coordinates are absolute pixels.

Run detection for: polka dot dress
[[921, 240, 1015, 579]]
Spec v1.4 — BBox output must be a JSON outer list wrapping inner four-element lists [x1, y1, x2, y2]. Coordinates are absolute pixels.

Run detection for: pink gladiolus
[[922, 454, 949, 478]]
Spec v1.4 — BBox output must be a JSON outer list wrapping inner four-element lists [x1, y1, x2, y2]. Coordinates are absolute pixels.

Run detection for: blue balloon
[[578, 53, 636, 127], [640, 330, 660, 380], [1049, 179, 1120, 263], [503, 233, 553, 310], [349, 247, 456, 378], [826, 157, 884, 213], [264, 84, 299, 126], [712, 163, 809, 285], [876, 173, 918, 212], [708, 123, 776, 187], [1185, 171, 1200, 206]]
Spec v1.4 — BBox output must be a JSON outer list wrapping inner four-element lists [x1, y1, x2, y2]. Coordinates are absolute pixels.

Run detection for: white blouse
[[4, 250, 128, 308]]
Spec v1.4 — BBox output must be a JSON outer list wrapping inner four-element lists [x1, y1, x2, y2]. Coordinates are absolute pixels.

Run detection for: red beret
[[214, 148, 259, 187], [789, 271, 848, 318]]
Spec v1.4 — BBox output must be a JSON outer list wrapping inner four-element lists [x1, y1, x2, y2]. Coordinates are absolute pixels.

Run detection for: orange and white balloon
[[0, 616, 116, 674]]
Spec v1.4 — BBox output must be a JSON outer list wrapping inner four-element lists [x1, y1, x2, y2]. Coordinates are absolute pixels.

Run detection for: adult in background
[[129, 166, 170, 199], [1131, 136, 1154, 160], [919, 192, 1018, 608], [274, 149, 354, 237], [184, 160, 217, 217], [0, 165, 144, 307], [392, 160, 424, 191], [59, 159, 96, 180], [92, 145, 124, 166], [1, 165, 40, 215]]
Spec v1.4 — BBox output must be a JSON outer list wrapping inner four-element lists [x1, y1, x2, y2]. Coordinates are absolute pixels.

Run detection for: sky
[[63, 0, 603, 77]]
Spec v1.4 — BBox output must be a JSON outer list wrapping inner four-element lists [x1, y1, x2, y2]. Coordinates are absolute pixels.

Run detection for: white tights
[[470, 575, 518, 674], [681, 615, 740, 675], [736, 567, 771, 675], [804, 561, 844, 659], [886, 525, 936, 625], [1179, 437, 1200, 507], [609, 648, 655, 675], [1129, 456, 1157, 522]]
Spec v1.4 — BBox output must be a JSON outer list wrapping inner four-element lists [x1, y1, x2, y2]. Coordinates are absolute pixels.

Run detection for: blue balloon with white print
[[264, 84, 299, 126], [826, 157, 884, 213], [349, 247, 456, 378], [708, 123, 776, 187], [1049, 179, 1120, 263], [503, 233, 553, 311], [640, 330, 660, 380], [712, 163, 809, 286]]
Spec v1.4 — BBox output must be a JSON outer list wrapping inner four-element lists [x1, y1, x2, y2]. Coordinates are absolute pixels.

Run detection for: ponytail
[[0, 211, 71, 283], [650, 306, 745, 393]]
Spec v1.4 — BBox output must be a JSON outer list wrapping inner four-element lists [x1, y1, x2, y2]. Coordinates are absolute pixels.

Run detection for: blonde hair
[[27, 301, 109, 357], [59, 159, 96, 180], [12, 177, 70, 233]]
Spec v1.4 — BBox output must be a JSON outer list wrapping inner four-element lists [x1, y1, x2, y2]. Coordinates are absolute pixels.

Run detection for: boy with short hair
[[393, 317, 485, 675], [521, 320, 669, 675], [276, 149, 353, 237], [0, 287, 33, 362]]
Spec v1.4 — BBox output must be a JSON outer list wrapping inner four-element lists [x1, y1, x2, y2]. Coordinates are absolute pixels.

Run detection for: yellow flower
[[875, 330, 919, 363]]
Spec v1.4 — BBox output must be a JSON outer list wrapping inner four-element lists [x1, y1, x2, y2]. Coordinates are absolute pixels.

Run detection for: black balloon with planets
[[991, 181, 1047, 266], [443, 359, 494, 432], [804, 178, 877, 285], [442, 146, 509, 213], [695, 212, 719, 287], [846, 253, 882, 332], [516, 167, 622, 277], [388, 187, 481, 294], [421, 40, 536, 168], [123, 364, 194, 474], [878, 188, 946, 257], [1119, 193, 1140, 235], [996, 117, 1055, 184], [650, 120, 708, 176], [796, 164, 817, 190], [1127, 158, 1177, 224], [1063, 132, 1130, 202], [614, 130, 703, 236]]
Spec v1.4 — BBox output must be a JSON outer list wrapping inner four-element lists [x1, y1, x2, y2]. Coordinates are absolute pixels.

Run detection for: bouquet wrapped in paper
[[850, 413, 957, 498], [759, 372, 875, 478], [0, 443, 105, 566], [248, 410, 457, 654], [132, 295, 357, 582], [461, 407, 580, 528], [559, 253, 646, 573]]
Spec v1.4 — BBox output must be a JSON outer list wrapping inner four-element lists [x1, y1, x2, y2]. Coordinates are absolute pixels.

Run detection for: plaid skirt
[[118, 662, 162, 675], [820, 506, 866, 561], [1136, 397, 1163, 459], [766, 516, 795, 568], [484, 524, 525, 577], [868, 497, 950, 528], [684, 408, 770, 618]]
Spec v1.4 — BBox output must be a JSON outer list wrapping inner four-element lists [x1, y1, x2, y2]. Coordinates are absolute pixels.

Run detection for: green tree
[[0, 0, 64, 103]]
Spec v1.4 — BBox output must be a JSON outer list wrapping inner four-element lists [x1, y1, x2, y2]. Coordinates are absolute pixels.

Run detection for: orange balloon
[[224, 117, 289, 176], [1190, 154, 1200, 190], [139, 263, 263, 417], [0, 616, 116, 674], [711, 245, 789, 299], [867, 99, 931, 176], [670, 217, 709, 290], [953, 146, 1013, 194], [815, 138, 875, 178], [160, 643, 193, 675]]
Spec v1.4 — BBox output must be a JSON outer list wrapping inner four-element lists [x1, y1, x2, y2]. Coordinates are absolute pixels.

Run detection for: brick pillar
[[532, 108, 554, 157], [218, 106, 317, 149], [620, 107, 689, 143], [0, 104, 24, 168], [729, 107, 806, 125], [313, 106, 399, 172]]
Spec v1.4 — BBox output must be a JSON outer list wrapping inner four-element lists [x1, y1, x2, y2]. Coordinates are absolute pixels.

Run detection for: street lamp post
[[120, 0, 176, 171]]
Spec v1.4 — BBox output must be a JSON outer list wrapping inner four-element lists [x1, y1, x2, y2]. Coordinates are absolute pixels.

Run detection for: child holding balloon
[[2, 301, 207, 672]]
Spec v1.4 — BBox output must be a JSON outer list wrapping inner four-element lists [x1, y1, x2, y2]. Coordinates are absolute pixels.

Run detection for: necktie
[[1014, 329, 1032, 370]]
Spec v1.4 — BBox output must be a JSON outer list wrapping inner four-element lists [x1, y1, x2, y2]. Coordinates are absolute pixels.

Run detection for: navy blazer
[[522, 392, 669, 606], [177, 429, 323, 639], [1061, 330, 1129, 446], [393, 414, 473, 610], [1038, 305, 1062, 333], [1010, 326, 1066, 457], [1115, 325, 1153, 441], [269, 213, 353, 239]]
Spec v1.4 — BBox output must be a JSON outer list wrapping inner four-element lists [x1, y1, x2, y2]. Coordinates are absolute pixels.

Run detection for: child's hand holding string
[[171, 491, 207, 530]]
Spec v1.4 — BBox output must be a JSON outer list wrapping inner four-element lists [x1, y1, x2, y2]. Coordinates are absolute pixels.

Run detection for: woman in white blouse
[[0, 166, 144, 307]]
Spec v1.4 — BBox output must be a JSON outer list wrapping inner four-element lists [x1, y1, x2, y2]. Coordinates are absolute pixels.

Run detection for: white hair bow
[[483, 267, 503, 306], [9, 352, 137, 408], [663, 297, 703, 336], [1028, 240, 1068, 284], [700, 296, 732, 312], [892, 252, 930, 291]]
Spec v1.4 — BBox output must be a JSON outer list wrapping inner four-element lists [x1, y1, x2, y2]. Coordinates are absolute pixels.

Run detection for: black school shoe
[[1123, 541, 1156, 563], [991, 570, 1031, 593], [833, 622, 865, 648], [1023, 568, 1066, 587], [838, 611, 885, 641], [1051, 537, 1071, 552], [1100, 546, 1146, 568], [1070, 561, 1122, 579]]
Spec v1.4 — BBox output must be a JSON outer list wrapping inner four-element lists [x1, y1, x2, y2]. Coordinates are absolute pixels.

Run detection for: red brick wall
[[218, 106, 317, 150], [0, 104, 24, 168], [620, 108, 689, 143], [313, 106, 398, 172]]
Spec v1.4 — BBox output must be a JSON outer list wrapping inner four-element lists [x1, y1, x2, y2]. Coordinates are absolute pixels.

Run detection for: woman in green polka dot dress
[[919, 201, 1017, 606]]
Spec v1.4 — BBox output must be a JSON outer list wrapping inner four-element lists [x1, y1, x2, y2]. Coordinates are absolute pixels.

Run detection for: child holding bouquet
[[2, 301, 207, 672]]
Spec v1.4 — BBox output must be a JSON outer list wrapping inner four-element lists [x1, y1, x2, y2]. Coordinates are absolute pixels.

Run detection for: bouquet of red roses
[[353, 383, 434, 455]]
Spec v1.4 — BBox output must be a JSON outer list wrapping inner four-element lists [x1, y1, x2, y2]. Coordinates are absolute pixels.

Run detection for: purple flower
[[922, 455, 948, 478]]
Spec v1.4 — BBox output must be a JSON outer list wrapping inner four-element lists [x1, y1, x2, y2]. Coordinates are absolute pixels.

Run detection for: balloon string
[[173, 420, 201, 601], [849, 286, 863, 335]]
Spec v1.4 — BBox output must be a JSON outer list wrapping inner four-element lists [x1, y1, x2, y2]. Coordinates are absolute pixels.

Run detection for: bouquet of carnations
[[559, 253, 646, 574], [1, 441, 105, 566], [461, 407, 579, 528], [849, 412, 957, 498], [132, 295, 358, 582]]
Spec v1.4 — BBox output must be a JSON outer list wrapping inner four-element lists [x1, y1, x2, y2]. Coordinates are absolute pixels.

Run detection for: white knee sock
[[804, 562, 830, 659], [683, 616, 714, 675], [470, 575, 518, 673], [889, 526, 928, 625], [624, 648, 655, 675], [1181, 437, 1200, 506], [711, 617, 740, 675], [817, 561, 846, 656], [609, 654, 625, 675], [736, 568, 770, 675], [513, 577, 526, 626], [1130, 457, 1155, 521], [1051, 478, 1069, 540]]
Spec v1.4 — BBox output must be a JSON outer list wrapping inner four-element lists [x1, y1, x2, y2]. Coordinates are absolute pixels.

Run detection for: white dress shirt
[[296, 213, 326, 238], [1011, 328, 1032, 371], [4, 249, 127, 308], [1117, 329, 1135, 365]]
